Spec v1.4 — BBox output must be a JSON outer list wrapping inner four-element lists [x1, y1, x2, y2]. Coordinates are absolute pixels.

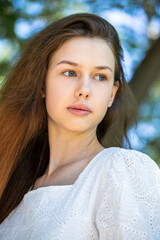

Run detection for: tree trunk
[[129, 38, 160, 105]]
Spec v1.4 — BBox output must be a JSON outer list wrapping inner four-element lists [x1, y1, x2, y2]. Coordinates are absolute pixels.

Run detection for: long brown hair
[[0, 13, 135, 223]]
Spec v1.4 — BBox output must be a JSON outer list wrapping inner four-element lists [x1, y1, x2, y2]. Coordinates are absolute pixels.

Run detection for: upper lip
[[67, 103, 92, 112]]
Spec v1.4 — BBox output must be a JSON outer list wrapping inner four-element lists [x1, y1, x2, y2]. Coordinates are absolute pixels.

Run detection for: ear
[[108, 81, 119, 107], [41, 92, 45, 98], [41, 86, 45, 98]]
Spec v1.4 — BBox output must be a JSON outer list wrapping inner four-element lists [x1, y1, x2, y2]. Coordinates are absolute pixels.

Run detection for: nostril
[[76, 91, 90, 99]]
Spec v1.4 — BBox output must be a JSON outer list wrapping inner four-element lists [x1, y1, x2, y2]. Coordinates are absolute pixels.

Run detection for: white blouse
[[0, 147, 160, 240]]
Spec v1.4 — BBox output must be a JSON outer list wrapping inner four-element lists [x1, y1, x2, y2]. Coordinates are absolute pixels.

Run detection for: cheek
[[45, 81, 59, 115], [45, 78, 70, 116], [96, 87, 112, 107], [95, 88, 112, 118]]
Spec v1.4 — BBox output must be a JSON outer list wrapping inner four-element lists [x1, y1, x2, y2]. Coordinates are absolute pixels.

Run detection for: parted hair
[[0, 13, 135, 223]]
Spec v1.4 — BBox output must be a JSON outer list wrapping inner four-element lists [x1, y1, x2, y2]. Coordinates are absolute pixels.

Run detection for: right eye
[[63, 70, 76, 77]]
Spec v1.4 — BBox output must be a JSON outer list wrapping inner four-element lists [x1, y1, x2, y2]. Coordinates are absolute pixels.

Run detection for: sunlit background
[[0, 0, 160, 164]]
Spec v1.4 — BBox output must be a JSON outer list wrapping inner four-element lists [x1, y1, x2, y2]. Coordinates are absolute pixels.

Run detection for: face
[[44, 37, 119, 134]]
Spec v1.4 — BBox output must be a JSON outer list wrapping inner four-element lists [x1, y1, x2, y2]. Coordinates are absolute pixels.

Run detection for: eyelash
[[62, 70, 107, 81]]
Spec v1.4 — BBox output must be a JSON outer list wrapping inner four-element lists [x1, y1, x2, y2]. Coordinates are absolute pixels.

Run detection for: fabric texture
[[0, 147, 160, 240]]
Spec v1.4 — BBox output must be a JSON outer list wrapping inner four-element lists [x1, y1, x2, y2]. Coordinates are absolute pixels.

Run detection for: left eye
[[94, 75, 107, 81], [63, 70, 76, 77]]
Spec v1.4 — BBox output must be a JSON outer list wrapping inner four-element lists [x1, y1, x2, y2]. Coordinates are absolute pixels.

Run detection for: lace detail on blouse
[[0, 147, 160, 240]]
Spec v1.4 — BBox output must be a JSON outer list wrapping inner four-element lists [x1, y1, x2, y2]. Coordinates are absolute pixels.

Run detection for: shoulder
[[101, 147, 160, 186], [96, 148, 160, 239], [103, 146, 159, 171]]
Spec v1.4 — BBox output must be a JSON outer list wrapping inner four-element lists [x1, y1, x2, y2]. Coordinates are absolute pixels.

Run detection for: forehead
[[49, 37, 115, 70]]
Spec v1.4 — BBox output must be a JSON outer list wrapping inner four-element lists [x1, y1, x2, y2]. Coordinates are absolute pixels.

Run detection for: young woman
[[0, 13, 160, 240]]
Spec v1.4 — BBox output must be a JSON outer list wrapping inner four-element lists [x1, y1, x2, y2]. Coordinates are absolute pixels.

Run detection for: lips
[[67, 103, 91, 112]]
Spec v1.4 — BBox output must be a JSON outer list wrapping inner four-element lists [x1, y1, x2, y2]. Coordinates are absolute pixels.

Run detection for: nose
[[75, 76, 91, 100]]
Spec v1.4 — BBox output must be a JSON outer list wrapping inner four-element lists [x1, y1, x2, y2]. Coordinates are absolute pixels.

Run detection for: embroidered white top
[[0, 147, 160, 240]]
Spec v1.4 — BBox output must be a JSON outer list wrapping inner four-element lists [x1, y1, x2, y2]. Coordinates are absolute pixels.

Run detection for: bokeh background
[[0, 0, 160, 164]]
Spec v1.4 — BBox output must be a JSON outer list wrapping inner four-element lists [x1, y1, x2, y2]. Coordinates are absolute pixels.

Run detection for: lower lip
[[67, 108, 91, 116]]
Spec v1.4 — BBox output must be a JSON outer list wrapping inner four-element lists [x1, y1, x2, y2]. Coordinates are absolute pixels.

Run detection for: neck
[[45, 122, 104, 177]]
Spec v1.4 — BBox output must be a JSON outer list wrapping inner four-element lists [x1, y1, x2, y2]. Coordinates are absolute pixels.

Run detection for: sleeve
[[95, 149, 160, 240]]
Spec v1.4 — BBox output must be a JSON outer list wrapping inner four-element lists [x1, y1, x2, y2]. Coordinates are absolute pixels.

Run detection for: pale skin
[[33, 37, 119, 189]]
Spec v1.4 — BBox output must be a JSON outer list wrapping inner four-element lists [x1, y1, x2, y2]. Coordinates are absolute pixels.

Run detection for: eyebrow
[[56, 60, 113, 72]]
